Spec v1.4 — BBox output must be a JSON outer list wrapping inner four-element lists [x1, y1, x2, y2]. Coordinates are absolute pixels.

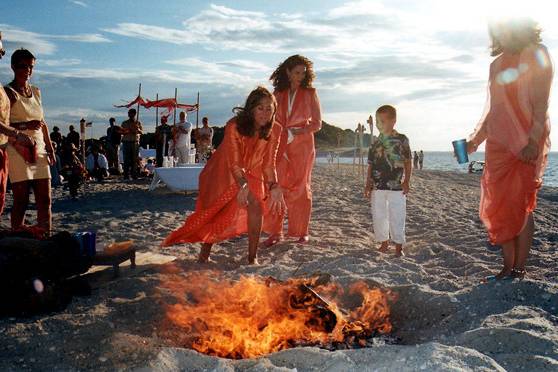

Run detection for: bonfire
[[159, 271, 395, 359]]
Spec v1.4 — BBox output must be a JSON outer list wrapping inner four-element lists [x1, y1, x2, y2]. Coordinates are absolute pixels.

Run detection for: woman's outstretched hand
[[518, 139, 539, 164], [268, 187, 286, 215]]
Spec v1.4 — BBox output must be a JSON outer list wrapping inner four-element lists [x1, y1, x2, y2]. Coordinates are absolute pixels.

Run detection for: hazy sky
[[1, 0, 557, 150]]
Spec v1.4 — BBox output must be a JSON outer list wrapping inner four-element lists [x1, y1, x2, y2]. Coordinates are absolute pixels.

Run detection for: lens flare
[[33, 279, 44, 294]]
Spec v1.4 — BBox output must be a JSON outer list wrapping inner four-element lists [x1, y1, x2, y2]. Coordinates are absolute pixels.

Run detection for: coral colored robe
[[162, 119, 281, 245], [265, 87, 322, 237], [0, 87, 9, 215], [470, 44, 552, 244]]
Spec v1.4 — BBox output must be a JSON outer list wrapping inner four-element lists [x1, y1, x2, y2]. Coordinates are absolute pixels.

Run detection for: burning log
[[158, 271, 395, 359]]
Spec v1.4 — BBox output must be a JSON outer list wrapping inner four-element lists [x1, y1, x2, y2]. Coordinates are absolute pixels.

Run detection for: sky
[[1, 0, 557, 151]]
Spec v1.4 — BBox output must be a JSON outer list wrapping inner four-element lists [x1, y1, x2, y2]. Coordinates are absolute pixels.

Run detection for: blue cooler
[[73, 231, 96, 257]]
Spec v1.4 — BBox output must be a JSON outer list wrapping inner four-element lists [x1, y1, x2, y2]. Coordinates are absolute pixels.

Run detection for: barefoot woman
[[468, 18, 552, 280], [264, 55, 322, 246], [162, 87, 285, 264], [5, 49, 55, 234]]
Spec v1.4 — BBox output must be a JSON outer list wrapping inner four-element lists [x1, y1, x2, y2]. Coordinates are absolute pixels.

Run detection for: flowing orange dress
[[162, 119, 281, 246], [264, 88, 322, 237], [470, 44, 552, 245]]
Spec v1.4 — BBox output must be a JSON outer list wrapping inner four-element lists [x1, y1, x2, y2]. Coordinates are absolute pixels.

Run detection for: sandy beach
[[0, 164, 557, 371]]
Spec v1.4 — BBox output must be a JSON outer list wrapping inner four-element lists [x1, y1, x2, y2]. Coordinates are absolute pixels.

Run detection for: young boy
[[365, 105, 412, 257]]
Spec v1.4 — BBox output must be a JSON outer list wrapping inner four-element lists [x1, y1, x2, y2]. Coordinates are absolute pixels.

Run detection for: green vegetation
[[138, 121, 371, 151]]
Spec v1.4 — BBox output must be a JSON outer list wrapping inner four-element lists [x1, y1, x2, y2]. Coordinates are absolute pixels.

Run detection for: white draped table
[[148, 165, 204, 192]]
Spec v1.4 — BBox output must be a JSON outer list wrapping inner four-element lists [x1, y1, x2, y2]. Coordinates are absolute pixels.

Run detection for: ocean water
[[316, 152, 558, 188]]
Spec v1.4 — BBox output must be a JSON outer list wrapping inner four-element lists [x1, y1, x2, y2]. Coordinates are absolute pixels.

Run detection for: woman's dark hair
[[11, 48, 35, 66], [489, 18, 542, 56], [233, 86, 276, 139], [269, 54, 315, 91]]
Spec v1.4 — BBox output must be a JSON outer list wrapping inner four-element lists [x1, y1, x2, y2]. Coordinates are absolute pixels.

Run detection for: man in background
[[173, 111, 192, 164], [106, 117, 122, 172], [67, 125, 80, 150], [120, 108, 142, 179]]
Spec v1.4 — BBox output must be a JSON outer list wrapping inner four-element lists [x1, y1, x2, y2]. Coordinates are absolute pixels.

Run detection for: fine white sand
[[0, 164, 556, 371]]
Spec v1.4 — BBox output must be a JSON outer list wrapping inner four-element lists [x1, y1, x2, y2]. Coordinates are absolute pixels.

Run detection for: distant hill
[[139, 120, 371, 151]]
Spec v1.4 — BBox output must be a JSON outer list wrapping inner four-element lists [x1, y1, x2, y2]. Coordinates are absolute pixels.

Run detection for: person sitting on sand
[[162, 87, 286, 265], [61, 143, 86, 199], [467, 18, 552, 280], [144, 158, 155, 176], [85, 145, 109, 182], [365, 105, 412, 257]]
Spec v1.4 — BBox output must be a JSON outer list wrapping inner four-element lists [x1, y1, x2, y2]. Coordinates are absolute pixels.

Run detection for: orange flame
[[159, 271, 394, 359]]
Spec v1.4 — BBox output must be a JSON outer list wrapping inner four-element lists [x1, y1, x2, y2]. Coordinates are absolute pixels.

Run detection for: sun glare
[[413, 0, 553, 32]]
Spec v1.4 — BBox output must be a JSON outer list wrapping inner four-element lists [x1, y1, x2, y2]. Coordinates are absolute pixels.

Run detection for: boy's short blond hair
[[376, 105, 397, 120]]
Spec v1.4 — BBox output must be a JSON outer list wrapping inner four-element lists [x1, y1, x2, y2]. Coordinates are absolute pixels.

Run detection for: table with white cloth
[[139, 148, 156, 159], [148, 164, 204, 192]]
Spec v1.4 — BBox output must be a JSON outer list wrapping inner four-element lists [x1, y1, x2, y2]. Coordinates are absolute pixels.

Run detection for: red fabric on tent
[[113, 95, 146, 108]]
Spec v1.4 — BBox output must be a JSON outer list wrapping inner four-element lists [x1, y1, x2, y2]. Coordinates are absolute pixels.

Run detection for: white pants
[[175, 146, 189, 164], [370, 190, 406, 244]]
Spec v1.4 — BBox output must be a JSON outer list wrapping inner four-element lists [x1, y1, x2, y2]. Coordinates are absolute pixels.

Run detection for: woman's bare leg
[[247, 192, 262, 264], [513, 213, 534, 275], [10, 181, 30, 230], [198, 243, 213, 263], [497, 240, 516, 279], [33, 179, 52, 233]]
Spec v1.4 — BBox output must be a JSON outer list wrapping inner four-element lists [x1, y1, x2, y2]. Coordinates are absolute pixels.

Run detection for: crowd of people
[[164, 17, 552, 284]]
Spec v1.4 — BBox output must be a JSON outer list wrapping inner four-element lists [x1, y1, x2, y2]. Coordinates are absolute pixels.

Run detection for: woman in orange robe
[[162, 87, 285, 264], [264, 55, 322, 246], [468, 18, 552, 280]]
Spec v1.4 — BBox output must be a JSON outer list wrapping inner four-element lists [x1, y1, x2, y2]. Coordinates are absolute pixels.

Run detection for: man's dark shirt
[[107, 125, 122, 145], [67, 130, 80, 149]]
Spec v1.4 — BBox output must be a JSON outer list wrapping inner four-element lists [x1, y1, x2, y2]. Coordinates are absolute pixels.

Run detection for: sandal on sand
[[263, 234, 283, 248]]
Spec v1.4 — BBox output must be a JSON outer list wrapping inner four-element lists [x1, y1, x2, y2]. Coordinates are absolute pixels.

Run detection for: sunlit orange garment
[[162, 119, 281, 246], [470, 44, 552, 244], [264, 88, 321, 236]]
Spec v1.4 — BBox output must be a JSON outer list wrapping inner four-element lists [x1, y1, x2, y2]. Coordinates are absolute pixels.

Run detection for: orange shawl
[[162, 119, 281, 245], [470, 44, 552, 244]]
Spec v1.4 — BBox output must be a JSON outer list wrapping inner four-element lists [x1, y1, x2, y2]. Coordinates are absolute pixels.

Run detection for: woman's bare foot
[[263, 234, 283, 248], [197, 256, 215, 264], [510, 267, 526, 279], [495, 267, 513, 279], [247, 257, 260, 265], [198, 243, 212, 263], [296, 235, 309, 244], [378, 241, 389, 253]]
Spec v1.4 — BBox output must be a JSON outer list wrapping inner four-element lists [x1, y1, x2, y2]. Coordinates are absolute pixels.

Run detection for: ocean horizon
[[316, 151, 558, 188]]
